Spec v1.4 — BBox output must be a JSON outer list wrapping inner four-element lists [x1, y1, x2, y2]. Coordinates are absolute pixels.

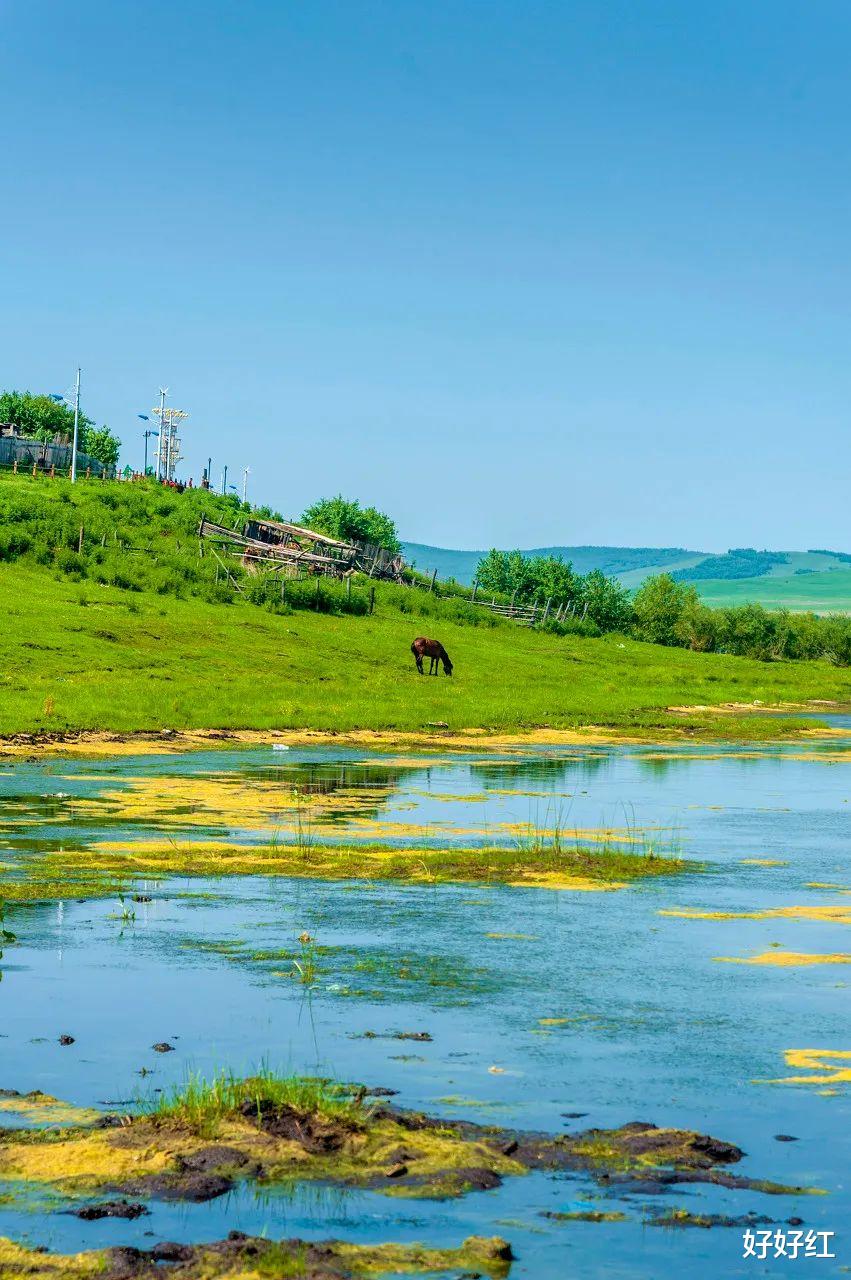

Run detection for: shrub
[[632, 575, 698, 646]]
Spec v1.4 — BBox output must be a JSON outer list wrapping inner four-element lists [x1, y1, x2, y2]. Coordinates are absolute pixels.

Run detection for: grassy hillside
[[402, 542, 707, 586], [697, 568, 851, 612], [1, 560, 850, 739], [0, 474, 848, 739]]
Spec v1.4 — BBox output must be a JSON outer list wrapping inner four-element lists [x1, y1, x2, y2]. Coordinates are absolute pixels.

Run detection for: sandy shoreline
[[0, 706, 848, 757]]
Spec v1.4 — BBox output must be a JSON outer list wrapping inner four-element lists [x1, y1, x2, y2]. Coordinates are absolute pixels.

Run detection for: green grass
[[147, 1067, 362, 1137], [0, 561, 849, 739], [0, 832, 686, 907], [697, 567, 851, 613]]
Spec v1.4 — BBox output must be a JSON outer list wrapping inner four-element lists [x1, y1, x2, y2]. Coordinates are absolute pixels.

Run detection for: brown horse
[[411, 636, 453, 676]]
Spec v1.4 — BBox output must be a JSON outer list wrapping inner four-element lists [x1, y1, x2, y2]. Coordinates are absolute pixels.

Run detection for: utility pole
[[155, 388, 167, 480], [150, 390, 187, 483], [242, 466, 250, 504], [221, 464, 228, 495], [70, 367, 81, 483]]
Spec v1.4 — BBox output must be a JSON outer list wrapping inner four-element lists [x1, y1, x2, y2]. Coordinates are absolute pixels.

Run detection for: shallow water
[[1, 740, 850, 1277]]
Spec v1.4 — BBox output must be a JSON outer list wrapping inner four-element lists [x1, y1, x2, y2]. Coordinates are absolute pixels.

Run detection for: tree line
[[0, 390, 122, 469], [476, 548, 851, 663]]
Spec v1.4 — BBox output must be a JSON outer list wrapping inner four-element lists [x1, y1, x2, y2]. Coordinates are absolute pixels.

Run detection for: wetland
[[1, 736, 850, 1276]]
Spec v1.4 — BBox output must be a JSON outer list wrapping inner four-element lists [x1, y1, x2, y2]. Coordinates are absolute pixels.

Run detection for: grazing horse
[[411, 636, 453, 676]]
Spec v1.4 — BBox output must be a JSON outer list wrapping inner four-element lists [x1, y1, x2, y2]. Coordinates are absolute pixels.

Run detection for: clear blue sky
[[1, 0, 848, 551]]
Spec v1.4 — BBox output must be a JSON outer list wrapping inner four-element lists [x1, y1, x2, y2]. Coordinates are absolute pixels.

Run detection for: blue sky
[[1, 0, 849, 550]]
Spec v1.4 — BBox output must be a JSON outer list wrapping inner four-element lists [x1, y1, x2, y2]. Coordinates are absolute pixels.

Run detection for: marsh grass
[[3, 833, 685, 905], [147, 1067, 362, 1138], [291, 931, 319, 985], [0, 900, 15, 945], [291, 790, 315, 859], [513, 806, 681, 880]]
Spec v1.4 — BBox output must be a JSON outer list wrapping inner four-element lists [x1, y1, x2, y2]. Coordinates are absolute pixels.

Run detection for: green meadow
[[1, 560, 849, 740], [697, 567, 851, 613]]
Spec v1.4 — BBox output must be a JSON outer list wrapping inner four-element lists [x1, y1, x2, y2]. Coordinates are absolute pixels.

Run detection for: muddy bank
[[0, 711, 841, 759], [0, 1082, 814, 1208], [0, 1232, 513, 1279]]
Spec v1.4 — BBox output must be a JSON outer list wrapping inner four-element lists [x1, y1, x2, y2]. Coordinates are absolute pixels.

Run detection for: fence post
[[369, 586, 375, 615], [12, 460, 17, 475], [542, 596, 551, 624], [32, 463, 37, 477], [429, 568, 437, 593], [471, 580, 477, 602]]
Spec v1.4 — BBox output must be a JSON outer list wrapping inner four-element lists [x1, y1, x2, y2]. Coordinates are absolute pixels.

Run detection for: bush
[[301, 495, 400, 553], [632, 575, 698, 646]]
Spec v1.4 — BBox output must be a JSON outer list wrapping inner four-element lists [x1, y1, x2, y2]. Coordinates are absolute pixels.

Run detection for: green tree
[[0, 389, 94, 443], [475, 549, 511, 595], [80, 424, 121, 470], [580, 569, 633, 632], [632, 574, 698, 646], [674, 595, 718, 652], [301, 495, 400, 552], [527, 555, 580, 607], [475, 549, 539, 600]]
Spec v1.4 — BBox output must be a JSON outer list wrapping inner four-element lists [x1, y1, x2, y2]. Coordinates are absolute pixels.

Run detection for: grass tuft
[[146, 1067, 363, 1138]]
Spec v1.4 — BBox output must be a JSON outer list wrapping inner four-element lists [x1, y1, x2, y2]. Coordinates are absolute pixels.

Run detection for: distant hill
[[400, 542, 708, 586], [400, 542, 851, 613]]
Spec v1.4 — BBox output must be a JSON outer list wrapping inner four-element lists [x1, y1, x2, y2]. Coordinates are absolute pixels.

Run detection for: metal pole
[[221, 465, 227, 496], [70, 367, 81, 483], [143, 431, 149, 476], [242, 466, 250, 504], [165, 409, 173, 481], [156, 389, 166, 481]]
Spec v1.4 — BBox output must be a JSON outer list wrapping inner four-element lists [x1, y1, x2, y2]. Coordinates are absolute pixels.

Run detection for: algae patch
[[0, 1077, 813, 1207], [766, 1048, 851, 1087], [0, 1234, 514, 1279], [0, 1092, 101, 1128], [714, 951, 851, 967], [661, 905, 851, 925]]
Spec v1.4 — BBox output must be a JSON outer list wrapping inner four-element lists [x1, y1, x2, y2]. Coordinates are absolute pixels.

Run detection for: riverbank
[[0, 713, 848, 757]]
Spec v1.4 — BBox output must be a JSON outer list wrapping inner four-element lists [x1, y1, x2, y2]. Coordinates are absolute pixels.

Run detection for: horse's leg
[[415, 655, 424, 674]]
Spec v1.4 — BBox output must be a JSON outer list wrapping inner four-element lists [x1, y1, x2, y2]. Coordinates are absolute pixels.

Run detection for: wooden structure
[[198, 515, 406, 581]]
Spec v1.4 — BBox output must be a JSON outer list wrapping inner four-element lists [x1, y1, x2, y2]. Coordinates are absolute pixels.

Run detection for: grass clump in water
[[148, 1067, 362, 1139]]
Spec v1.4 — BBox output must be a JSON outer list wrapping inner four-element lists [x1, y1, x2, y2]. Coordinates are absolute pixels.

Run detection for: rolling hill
[[401, 543, 708, 586], [401, 542, 851, 613]]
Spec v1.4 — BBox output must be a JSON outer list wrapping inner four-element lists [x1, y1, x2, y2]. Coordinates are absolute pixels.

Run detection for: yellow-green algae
[[661, 904, 851, 925], [0, 1096, 525, 1202], [0, 1075, 810, 1207], [1, 836, 682, 904], [0, 1235, 513, 1279], [0, 1093, 100, 1127], [767, 1048, 851, 1086], [714, 951, 851, 967]]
